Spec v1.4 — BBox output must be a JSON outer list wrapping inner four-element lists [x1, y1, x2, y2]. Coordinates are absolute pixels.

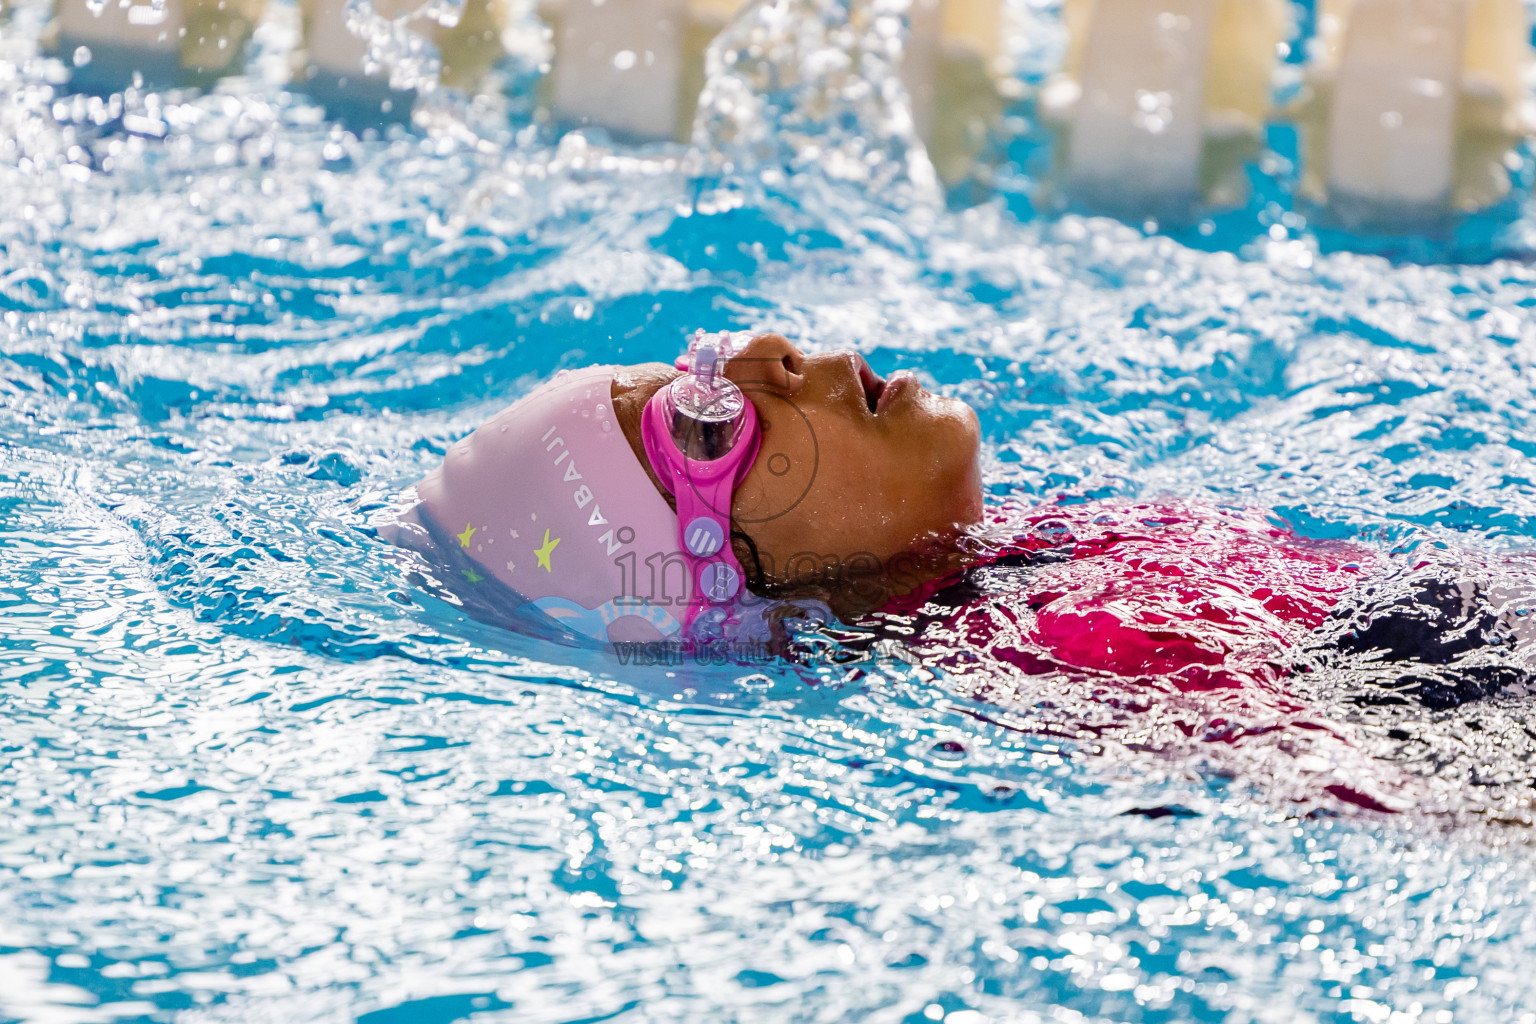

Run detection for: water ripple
[[8, 1, 1536, 1020]]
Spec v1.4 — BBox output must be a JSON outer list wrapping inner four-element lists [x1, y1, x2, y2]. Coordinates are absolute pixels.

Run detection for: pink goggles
[[640, 330, 762, 640]]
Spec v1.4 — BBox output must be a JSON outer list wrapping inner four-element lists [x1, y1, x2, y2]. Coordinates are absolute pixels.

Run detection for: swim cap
[[408, 365, 690, 644]]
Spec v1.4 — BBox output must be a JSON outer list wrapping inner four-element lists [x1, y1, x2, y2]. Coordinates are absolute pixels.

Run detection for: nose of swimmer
[[725, 333, 806, 393]]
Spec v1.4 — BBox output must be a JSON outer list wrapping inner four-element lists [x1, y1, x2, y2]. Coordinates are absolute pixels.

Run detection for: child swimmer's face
[[717, 334, 984, 606], [616, 332, 983, 611]]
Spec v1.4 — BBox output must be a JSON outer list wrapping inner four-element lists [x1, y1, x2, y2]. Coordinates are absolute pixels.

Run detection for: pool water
[[8, 0, 1536, 1021]]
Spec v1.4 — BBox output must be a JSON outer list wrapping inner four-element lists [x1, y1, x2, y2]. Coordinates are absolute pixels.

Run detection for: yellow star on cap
[[534, 528, 561, 572], [456, 522, 478, 548]]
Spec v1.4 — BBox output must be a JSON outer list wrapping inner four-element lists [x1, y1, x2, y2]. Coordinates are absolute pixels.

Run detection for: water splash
[[694, 0, 938, 196], [7, 0, 1536, 1020], [344, 0, 446, 95]]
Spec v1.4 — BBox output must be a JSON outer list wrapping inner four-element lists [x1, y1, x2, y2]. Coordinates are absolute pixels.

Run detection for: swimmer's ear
[[725, 333, 805, 395]]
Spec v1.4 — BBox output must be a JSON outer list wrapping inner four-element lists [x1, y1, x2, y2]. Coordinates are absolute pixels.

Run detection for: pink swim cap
[[405, 366, 692, 644]]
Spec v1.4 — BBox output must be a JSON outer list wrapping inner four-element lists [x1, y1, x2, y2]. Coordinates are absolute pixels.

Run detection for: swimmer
[[390, 330, 985, 645], [390, 331, 1535, 807]]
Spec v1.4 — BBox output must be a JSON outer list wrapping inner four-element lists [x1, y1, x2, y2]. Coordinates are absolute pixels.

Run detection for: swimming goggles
[[640, 329, 761, 639]]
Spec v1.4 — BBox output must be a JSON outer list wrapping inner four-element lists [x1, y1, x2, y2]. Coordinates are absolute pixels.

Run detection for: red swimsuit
[[873, 500, 1400, 810], [963, 500, 1373, 689]]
